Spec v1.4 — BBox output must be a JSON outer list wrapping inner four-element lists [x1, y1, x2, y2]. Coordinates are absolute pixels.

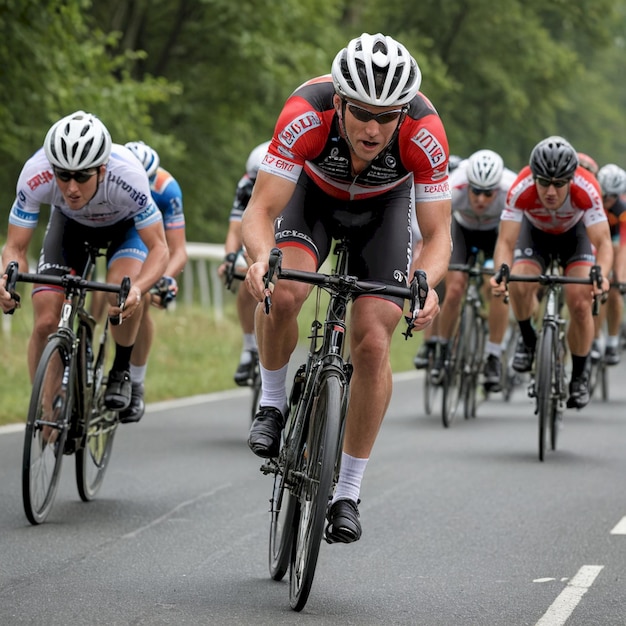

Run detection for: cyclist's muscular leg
[[28, 290, 64, 381], [437, 271, 467, 340], [343, 297, 403, 459], [564, 281, 595, 356]]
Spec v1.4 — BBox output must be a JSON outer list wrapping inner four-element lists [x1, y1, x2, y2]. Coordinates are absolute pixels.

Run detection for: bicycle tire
[[22, 336, 73, 524], [76, 365, 118, 502], [502, 325, 521, 402], [442, 313, 466, 428], [464, 311, 485, 420], [268, 467, 297, 581], [600, 361, 609, 401], [536, 325, 555, 462], [289, 371, 343, 612], [423, 344, 439, 416]]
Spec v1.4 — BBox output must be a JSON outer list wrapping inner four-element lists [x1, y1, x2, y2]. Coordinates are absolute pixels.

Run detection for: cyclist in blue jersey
[[121, 141, 188, 422], [218, 141, 271, 385], [0, 112, 169, 410]]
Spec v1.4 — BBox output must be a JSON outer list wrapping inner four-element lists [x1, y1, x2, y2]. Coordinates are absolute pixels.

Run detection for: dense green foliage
[[1, 0, 625, 243]]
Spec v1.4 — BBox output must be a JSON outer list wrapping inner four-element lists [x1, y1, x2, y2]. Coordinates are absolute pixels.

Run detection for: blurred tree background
[[1, 0, 625, 245]]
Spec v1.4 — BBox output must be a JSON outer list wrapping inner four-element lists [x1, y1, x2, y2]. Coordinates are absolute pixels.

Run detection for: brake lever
[[493, 263, 510, 304], [263, 248, 282, 315], [403, 270, 429, 340], [109, 276, 131, 326]]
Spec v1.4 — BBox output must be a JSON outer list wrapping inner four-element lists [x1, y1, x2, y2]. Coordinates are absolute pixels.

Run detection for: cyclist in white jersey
[[429, 150, 517, 391], [218, 140, 271, 385], [0, 111, 169, 411]]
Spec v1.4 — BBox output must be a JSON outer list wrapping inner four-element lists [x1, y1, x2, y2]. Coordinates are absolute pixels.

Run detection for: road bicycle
[[223, 249, 261, 422], [4, 245, 130, 524], [495, 259, 602, 461], [438, 250, 491, 428], [259, 239, 427, 611]]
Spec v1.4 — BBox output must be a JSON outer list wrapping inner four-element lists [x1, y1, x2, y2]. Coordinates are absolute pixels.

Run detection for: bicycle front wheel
[[250, 360, 262, 423], [464, 312, 486, 420], [536, 325, 556, 462], [269, 467, 297, 581], [22, 337, 72, 525], [442, 317, 465, 428], [290, 372, 343, 612]]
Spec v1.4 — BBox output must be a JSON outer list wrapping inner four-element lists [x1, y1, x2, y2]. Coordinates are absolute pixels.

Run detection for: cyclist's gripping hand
[[245, 259, 271, 303], [108, 283, 142, 323], [411, 287, 440, 331], [0, 266, 20, 314]]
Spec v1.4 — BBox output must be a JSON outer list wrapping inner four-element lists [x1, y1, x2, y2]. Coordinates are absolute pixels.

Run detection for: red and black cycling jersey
[[259, 76, 451, 204]]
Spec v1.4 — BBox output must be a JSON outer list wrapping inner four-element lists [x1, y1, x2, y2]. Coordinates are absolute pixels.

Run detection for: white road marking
[[535, 565, 604, 626], [610, 516, 626, 535]]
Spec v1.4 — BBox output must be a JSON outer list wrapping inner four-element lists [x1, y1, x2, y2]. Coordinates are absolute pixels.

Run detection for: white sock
[[485, 341, 502, 358], [332, 453, 368, 504], [259, 363, 289, 415], [606, 335, 619, 348], [129, 364, 147, 385], [243, 333, 257, 352]]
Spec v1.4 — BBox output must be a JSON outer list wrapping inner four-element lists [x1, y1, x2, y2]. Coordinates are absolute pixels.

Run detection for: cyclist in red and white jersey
[[242, 33, 452, 543], [0, 111, 169, 411], [491, 136, 612, 409]]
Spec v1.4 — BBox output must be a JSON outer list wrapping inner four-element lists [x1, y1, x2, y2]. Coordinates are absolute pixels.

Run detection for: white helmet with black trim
[[466, 149, 504, 189], [331, 33, 421, 106], [125, 141, 160, 179], [44, 110, 111, 170], [597, 163, 626, 196]]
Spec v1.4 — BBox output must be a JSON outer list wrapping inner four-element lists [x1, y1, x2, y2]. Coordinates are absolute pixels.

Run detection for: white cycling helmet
[[466, 149, 504, 189], [245, 140, 271, 180], [597, 163, 626, 196], [125, 141, 160, 179], [44, 111, 111, 170], [331, 33, 422, 106]]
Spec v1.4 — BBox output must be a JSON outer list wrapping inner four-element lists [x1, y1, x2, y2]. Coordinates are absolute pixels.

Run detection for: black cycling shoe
[[119, 382, 145, 423], [512, 336, 535, 373], [248, 406, 285, 458], [566, 374, 590, 409], [483, 354, 502, 392], [104, 369, 131, 411], [325, 499, 362, 544], [233, 352, 257, 386], [604, 345, 620, 366]]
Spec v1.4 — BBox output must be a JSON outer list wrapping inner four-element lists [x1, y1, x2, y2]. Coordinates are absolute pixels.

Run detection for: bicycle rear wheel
[[536, 325, 555, 462], [269, 467, 297, 581], [289, 371, 343, 611], [22, 337, 72, 525], [76, 326, 118, 501]]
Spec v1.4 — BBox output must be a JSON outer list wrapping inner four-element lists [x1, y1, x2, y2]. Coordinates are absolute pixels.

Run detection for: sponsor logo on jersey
[[424, 182, 450, 194], [411, 129, 446, 168], [278, 111, 321, 148], [264, 155, 296, 173], [107, 172, 149, 207], [26, 169, 54, 191], [431, 166, 447, 182]]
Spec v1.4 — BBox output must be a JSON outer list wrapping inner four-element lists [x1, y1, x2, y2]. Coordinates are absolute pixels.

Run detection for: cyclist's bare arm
[[0, 224, 33, 313], [586, 220, 613, 295], [490, 219, 521, 295], [412, 197, 452, 324], [242, 171, 296, 302], [164, 226, 188, 279]]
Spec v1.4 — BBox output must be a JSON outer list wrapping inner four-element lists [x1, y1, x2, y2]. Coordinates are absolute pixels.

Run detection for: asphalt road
[[1, 362, 626, 625]]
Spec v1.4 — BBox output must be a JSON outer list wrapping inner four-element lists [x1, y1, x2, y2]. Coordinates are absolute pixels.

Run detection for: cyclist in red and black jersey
[[242, 33, 451, 543], [491, 136, 612, 410]]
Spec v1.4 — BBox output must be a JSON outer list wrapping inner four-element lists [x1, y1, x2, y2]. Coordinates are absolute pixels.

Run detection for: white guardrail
[[1, 242, 228, 335]]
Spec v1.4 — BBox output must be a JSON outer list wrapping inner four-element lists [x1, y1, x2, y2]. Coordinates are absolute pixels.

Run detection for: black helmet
[[529, 136, 578, 180]]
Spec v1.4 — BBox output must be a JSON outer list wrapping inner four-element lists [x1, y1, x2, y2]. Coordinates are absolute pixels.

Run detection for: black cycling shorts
[[274, 172, 414, 307]]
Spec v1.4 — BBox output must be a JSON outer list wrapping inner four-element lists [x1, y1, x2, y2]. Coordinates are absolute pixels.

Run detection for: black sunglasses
[[53, 167, 98, 184], [345, 101, 405, 125], [469, 186, 495, 197], [535, 176, 570, 188]]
